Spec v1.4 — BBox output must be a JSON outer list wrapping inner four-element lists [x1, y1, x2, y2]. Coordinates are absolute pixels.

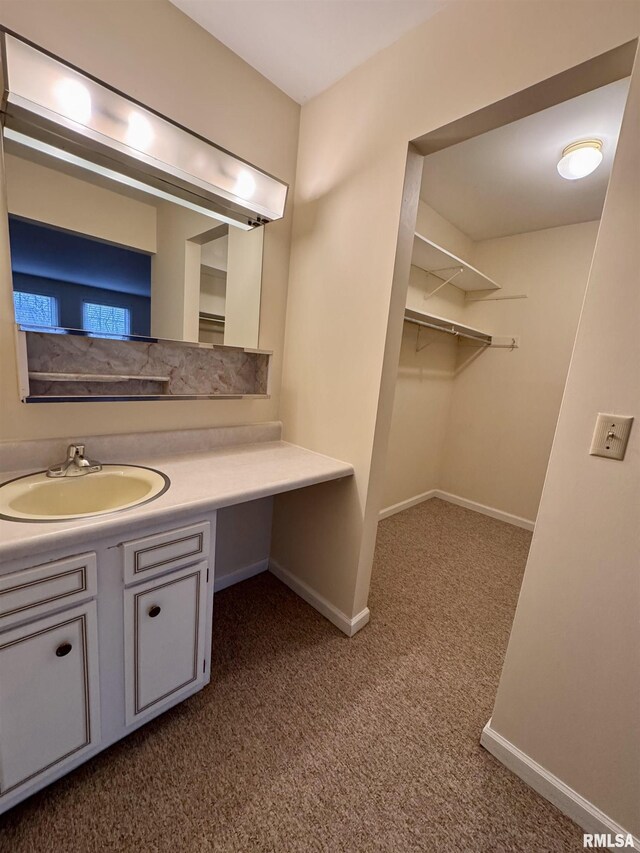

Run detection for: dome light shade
[[557, 139, 603, 180]]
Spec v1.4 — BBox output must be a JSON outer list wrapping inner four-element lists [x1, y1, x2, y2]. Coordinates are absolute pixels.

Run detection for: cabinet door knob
[[55, 642, 73, 657], [148, 605, 161, 618]]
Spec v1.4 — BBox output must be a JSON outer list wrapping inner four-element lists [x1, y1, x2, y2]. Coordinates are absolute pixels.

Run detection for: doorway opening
[[366, 42, 636, 749], [381, 73, 630, 527]]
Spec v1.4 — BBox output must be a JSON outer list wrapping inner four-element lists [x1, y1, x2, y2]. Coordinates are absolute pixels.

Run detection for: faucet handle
[[47, 443, 100, 478], [75, 444, 102, 474]]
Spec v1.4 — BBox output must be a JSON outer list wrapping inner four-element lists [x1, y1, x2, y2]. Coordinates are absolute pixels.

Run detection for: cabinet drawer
[[0, 553, 97, 631], [0, 601, 101, 799], [122, 521, 210, 585], [124, 561, 208, 725]]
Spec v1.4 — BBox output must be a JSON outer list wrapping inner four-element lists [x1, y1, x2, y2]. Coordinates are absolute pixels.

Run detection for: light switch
[[589, 414, 634, 460]]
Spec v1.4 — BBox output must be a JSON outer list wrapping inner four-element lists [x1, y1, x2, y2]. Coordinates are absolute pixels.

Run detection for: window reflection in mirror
[[3, 135, 265, 349], [10, 214, 150, 336]]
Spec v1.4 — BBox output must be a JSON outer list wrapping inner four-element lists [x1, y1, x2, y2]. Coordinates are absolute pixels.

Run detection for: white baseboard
[[434, 491, 535, 531], [481, 721, 639, 849], [269, 559, 370, 637], [214, 558, 268, 592], [379, 489, 535, 531], [379, 489, 437, 520]]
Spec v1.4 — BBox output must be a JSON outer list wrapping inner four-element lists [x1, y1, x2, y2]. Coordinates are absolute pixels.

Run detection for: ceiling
[[169, 0, 445, 104], [420, 78, 630, 242]]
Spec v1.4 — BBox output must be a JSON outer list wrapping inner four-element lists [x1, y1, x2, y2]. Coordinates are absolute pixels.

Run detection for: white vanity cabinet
[[121, 521, 210, 725], [0, 553, 101, 805], [0, 513, 215, 816]]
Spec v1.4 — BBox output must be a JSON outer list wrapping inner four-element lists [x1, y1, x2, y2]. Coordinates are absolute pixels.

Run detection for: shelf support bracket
[[423, 267, 464, 301], [415, 325, 431, 353]]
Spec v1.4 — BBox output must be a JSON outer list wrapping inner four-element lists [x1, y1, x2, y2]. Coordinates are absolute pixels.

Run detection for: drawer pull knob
[[148, 605, 161, 618], [55, 642, 73, 657]]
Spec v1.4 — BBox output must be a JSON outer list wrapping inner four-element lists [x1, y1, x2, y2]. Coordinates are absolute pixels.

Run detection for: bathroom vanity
[[0, 424, 353, 814], [0, 32, 354, 817]]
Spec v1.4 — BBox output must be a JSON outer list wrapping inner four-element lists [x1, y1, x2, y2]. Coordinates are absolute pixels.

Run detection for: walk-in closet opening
[[381, 74, 630, 528], [370, 46, 635, 667]]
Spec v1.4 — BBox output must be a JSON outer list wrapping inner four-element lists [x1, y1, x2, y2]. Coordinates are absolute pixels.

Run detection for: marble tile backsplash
[[25, 332, 270, 399]]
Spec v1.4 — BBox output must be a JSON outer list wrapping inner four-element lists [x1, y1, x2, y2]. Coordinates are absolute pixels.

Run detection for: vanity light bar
[[0, 31, 288, 228]]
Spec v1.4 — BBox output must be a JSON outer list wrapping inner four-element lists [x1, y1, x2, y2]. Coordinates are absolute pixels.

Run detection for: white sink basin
[[0, 465, 170, 522]]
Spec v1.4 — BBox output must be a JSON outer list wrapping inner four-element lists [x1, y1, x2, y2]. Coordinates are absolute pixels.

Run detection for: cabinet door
[[0, 602, 100, 799], [124, 562, 207, 725]]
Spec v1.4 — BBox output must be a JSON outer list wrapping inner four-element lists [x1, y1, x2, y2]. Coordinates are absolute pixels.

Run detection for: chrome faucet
[[46, 444, 103, 478]]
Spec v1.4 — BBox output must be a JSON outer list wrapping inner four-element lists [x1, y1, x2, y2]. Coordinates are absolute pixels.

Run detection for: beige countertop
[[0, 440, 353, 563]]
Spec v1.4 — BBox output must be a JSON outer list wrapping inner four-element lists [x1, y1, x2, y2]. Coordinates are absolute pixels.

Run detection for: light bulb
[[234, 170, 256, 200], [53, 78, 92, 124], [126, 112, 154, 150], [557, 139, 603, 180]]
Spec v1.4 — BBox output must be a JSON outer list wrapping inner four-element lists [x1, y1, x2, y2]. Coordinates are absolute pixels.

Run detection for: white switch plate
[[589, 413, 634, 460]]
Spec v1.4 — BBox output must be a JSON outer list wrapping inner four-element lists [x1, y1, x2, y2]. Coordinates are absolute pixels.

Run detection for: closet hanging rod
[[403, 314, 492, 345]]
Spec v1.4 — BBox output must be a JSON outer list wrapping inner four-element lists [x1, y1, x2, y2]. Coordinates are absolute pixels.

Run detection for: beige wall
[[382, 199, 463, 510], [489, 61, 639, 836], [215, 499, 273, 583], [151, 202, 207, 342], [224, 227, 263, 348], [200, 270, 226, 317], [416, 200, 475, 265], [443, 220, 598, 520], [382, 324, 457, 510], [0, 0, 299, 441]]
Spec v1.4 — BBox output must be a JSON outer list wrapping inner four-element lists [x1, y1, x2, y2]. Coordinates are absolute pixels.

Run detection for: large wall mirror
[[4, 135, 264, 349]]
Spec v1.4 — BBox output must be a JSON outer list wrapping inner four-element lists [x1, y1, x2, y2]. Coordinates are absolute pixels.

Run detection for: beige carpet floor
[[0, 498, 585, 852]]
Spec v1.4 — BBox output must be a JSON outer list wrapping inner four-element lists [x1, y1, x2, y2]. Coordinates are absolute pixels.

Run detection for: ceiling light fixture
[[557, 139, 603, 180]]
